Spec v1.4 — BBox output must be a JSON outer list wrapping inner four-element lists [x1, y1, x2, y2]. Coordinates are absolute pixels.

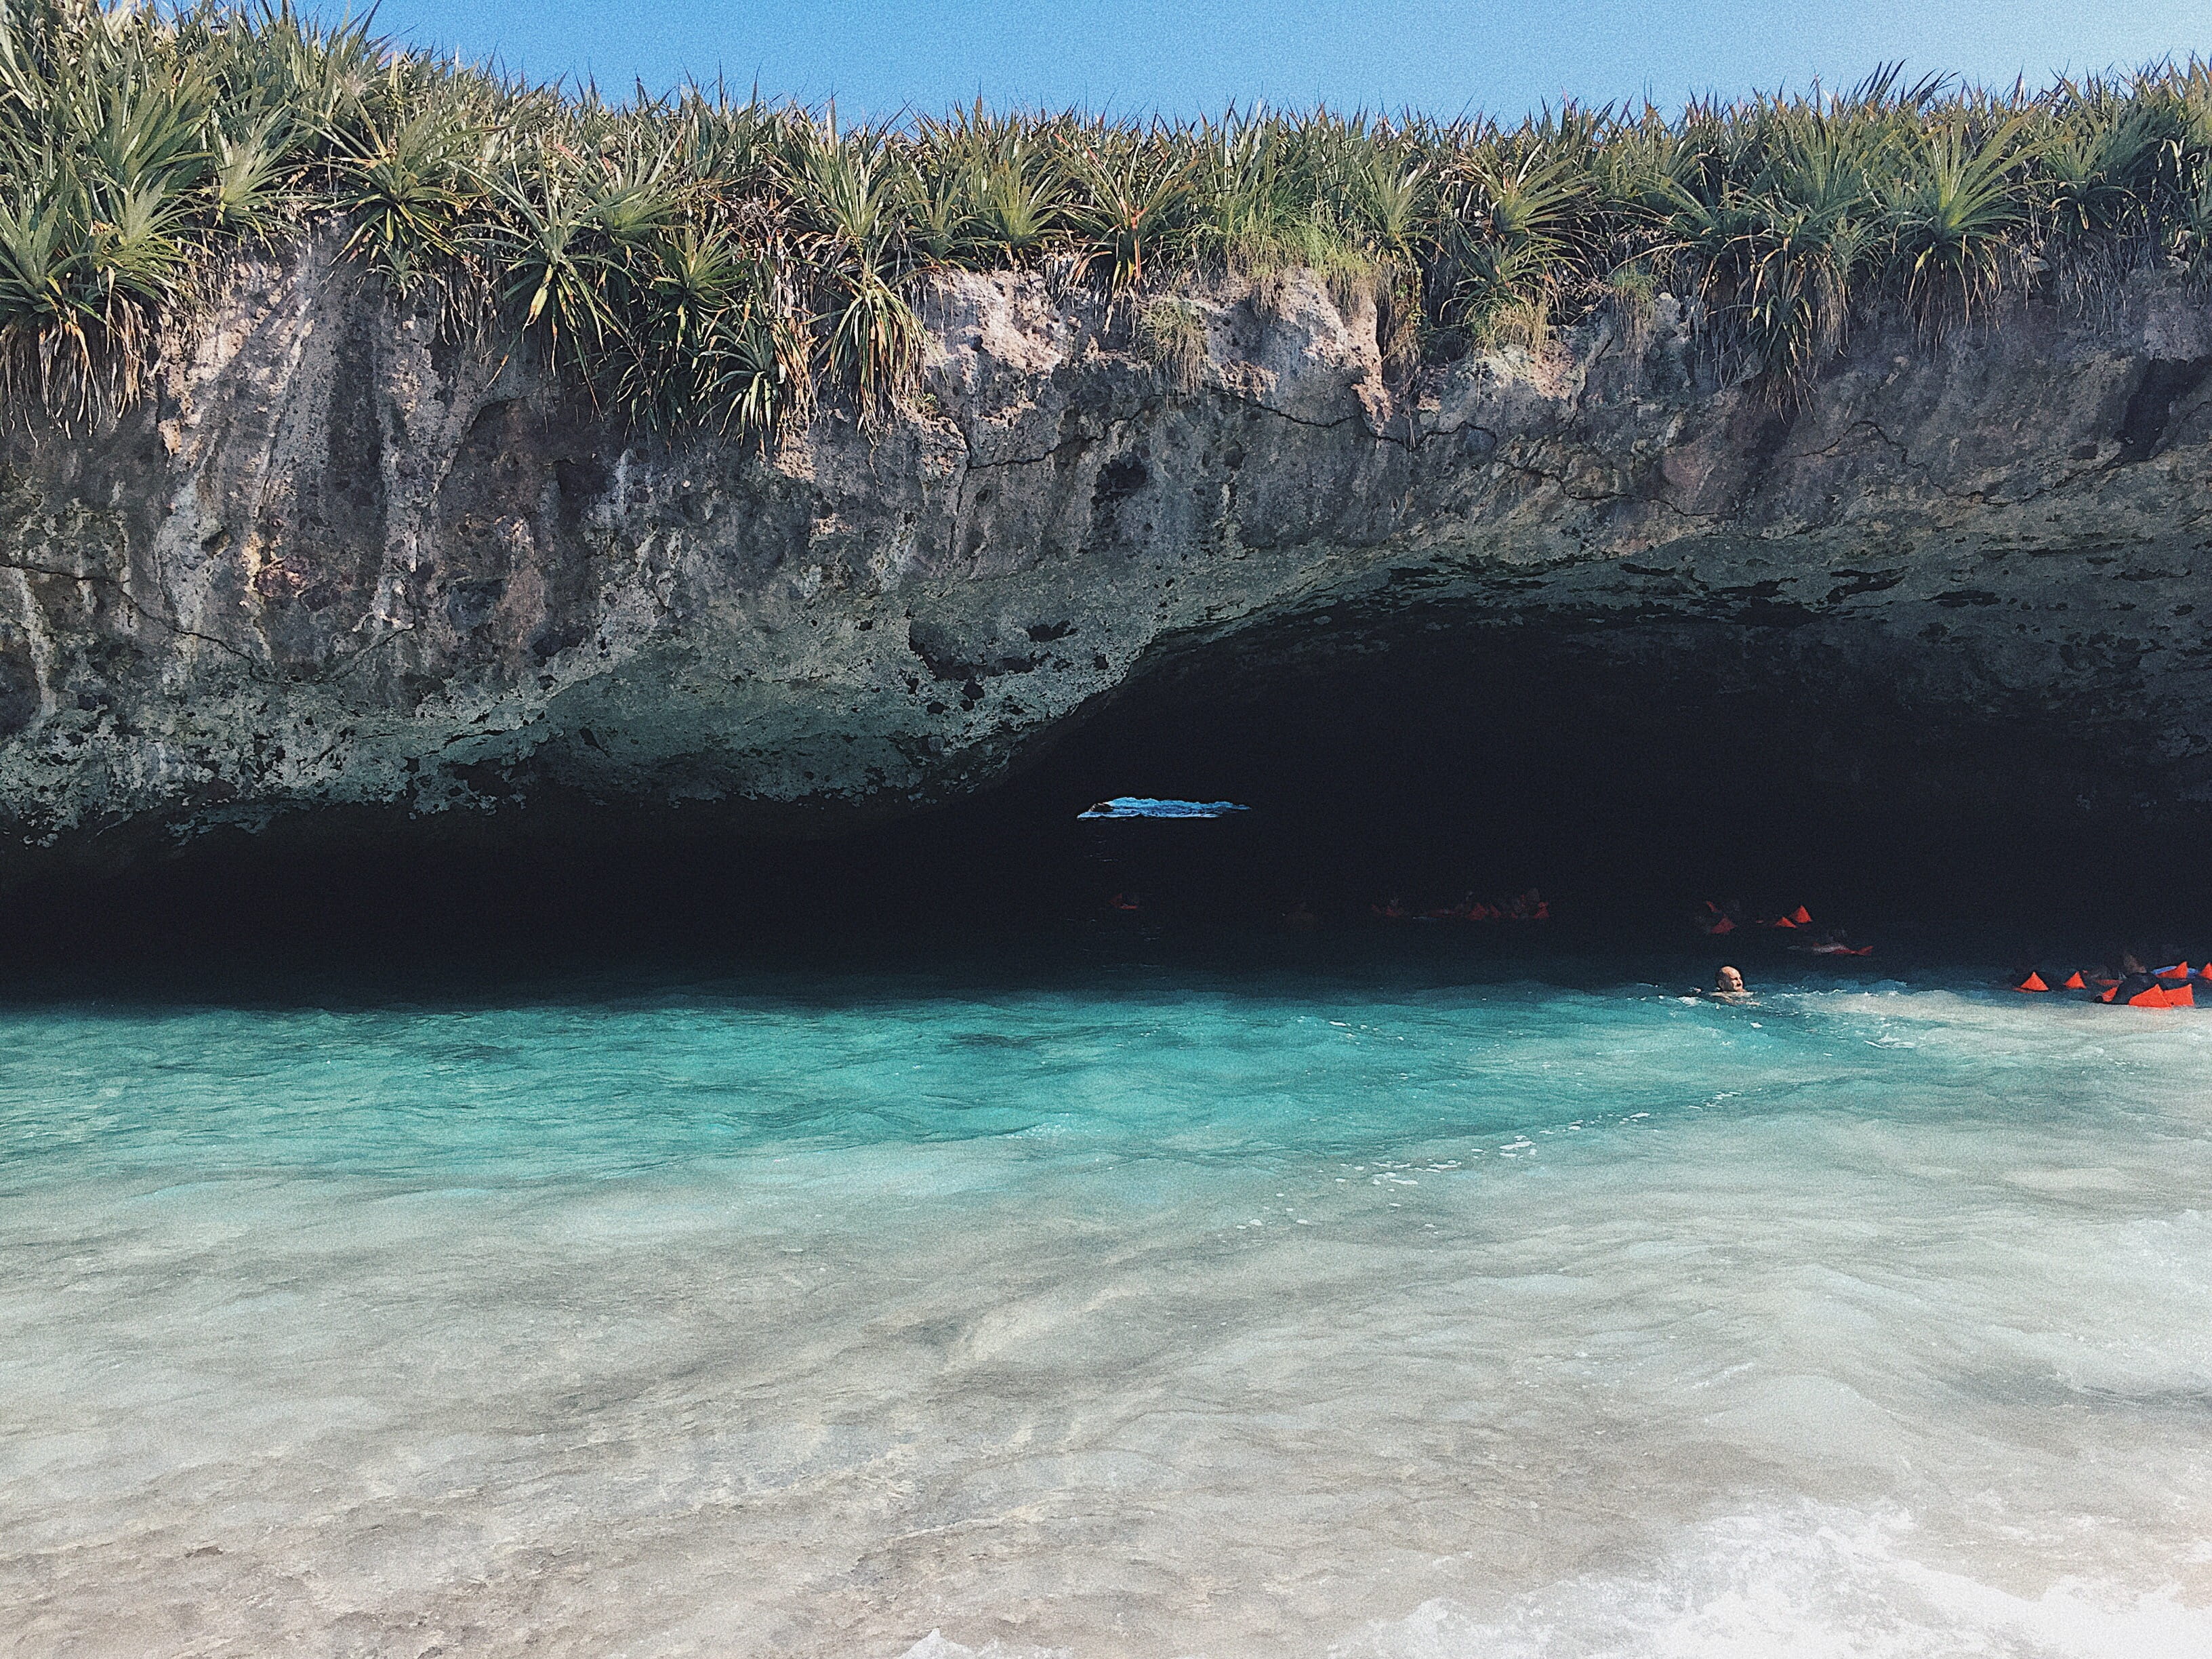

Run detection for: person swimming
[[1710, 965, 1750, 1000], [2097, 951, 2165, 1006]]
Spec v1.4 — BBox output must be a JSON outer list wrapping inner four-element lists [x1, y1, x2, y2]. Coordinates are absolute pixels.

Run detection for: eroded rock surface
[[3, 240, 2210, 884]]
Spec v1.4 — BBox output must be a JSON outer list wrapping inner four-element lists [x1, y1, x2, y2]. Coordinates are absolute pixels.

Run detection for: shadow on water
[[8, 616, 2211, 995]]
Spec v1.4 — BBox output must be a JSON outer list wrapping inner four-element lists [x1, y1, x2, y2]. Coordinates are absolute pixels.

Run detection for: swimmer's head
[[1715, 965, 1746, 995]]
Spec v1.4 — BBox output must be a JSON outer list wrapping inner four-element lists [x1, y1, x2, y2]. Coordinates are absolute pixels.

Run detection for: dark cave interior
[[7, 609, 2205, 976]]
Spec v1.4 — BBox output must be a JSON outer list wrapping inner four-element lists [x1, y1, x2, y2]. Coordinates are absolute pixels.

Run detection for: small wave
[[898, 1633, 1074, 1659], [1330, 1503, 2212, 1659]]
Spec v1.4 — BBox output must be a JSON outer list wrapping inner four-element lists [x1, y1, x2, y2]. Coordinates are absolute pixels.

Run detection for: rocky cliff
[[3, 236, 2210, 892]]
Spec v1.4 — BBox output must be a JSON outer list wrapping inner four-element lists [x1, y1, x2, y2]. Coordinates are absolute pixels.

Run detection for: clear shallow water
[[3, 954, 2211, 1658]]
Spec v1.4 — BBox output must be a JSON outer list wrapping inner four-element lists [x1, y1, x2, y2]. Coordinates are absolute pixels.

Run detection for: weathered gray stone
[[1, 240, 2208, 885]]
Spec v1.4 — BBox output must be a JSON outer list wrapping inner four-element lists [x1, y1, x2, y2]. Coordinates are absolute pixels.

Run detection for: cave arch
[[909, 597, 2194, 937], [5, 596, 2202, 966]]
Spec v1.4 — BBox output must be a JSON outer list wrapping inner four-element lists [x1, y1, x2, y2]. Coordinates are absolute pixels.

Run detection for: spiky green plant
[[1062, 131, 1189, 294], [1432, 141, 1584, 342], [1887, 115, 2039, 325], [5, 2, 2212, 436], [486, 152, 622, 372], [333, 98, 486, 302], [2041, 97, 2165, 244], [207, 110, 291, 237], [1190, 112, 1368, 278], [787, 124, 919, 419], [1666, 98, 1887, 394], [609, 221, 798, 436], [909, 106, 1069, 264]]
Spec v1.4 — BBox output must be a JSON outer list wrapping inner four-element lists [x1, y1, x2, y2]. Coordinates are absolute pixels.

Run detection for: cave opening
[[935, 609, 2203, 944], [9, 605, 2209, 973]]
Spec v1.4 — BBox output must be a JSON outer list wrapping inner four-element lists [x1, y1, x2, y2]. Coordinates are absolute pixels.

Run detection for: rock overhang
[[1, 251, 2209, 930]]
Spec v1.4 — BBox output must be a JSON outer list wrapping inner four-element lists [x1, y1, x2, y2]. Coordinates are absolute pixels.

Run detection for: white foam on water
[[898, 1633, 1076, 1659], [3, 973, 2212, 1656], [1338, 1504, 2212, 1659]]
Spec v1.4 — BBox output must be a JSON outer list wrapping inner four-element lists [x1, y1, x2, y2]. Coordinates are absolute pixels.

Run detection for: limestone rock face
[[2, 241, 2209, 883]]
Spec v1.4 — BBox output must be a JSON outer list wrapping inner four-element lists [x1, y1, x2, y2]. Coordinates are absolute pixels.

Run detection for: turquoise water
[[4, 951, 2211, 1656]]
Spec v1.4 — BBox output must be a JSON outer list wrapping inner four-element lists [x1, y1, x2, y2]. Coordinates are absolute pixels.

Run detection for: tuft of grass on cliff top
[[5, 0, 2212, 436]]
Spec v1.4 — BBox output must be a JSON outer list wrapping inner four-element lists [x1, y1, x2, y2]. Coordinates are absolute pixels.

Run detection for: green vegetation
[[9, 1, 2212, 435], [1134, 296, 1206, 393]]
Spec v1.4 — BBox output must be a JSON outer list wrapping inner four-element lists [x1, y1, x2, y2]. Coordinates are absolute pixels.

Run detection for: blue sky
[[359, 1, 2212, 121]]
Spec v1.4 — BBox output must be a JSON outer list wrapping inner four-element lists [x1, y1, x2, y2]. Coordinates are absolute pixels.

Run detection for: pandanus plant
[[1431, 140, 1586, 344], [2040, 98, 2166, 245], [1192, 112, 1307, 273], [207, 111, 291, 237], [1886, 115, 2039, 327], [785, 123, 919, 421], [1062, 129, 1190, 295], [611, 219, 804, 438], [333, 99, 487, 304], [910, 104, 1070, 265], [1666, 100, 1888, 395], [9, 1, 2212, 441], [487, 150, 623, 373], [0, 0, 214, 419]]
